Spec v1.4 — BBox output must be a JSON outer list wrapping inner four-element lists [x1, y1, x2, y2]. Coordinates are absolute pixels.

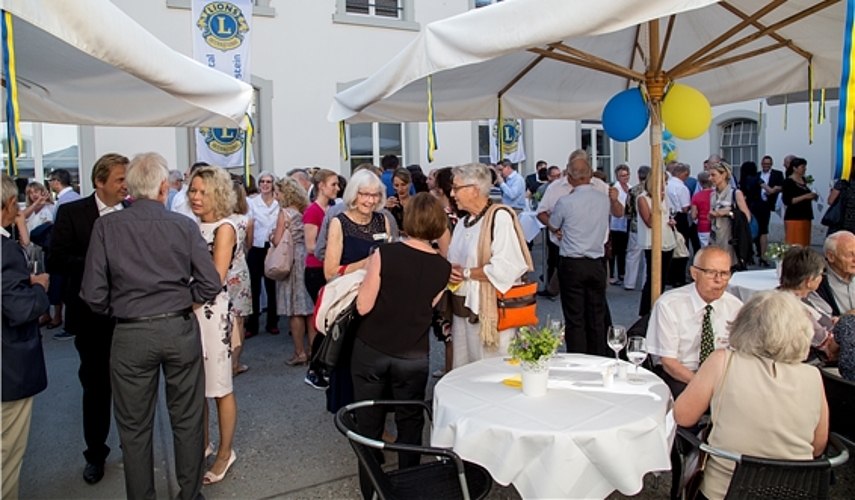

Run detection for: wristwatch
[[463, 268, 472, 280]]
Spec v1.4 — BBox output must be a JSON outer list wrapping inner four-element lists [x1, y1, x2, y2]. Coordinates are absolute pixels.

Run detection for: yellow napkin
[[505, 358, 520, 366], [447, 282, 461, 293], [502, 374, 522, 388]]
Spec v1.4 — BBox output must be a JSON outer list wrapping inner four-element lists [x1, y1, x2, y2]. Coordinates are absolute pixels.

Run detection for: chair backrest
[[334, 405, 395, 499], [821, 368, 855, 443], [724, 455, 831, 499]]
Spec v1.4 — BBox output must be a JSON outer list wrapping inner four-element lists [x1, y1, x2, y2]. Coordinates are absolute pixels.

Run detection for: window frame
[[346, 122, 407, 172], [718, 118, 759, 168], [579, 121, 613, 179], [332, 0, 419, 31]]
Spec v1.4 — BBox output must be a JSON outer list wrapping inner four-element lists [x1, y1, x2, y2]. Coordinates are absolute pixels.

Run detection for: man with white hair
[[815, 230, 855, 316], [81, 152, 221, 500], [646, 245, 743, 397]]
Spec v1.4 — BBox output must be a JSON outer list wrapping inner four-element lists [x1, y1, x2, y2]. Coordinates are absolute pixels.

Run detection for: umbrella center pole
[[646, 77, 666, 306]]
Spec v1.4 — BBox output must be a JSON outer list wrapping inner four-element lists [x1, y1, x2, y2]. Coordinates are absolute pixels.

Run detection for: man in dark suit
[[2, 175, 50, 499], [525, 159, 548, 196], [47, 153, 129, 484], [756, 155, 785, 265]]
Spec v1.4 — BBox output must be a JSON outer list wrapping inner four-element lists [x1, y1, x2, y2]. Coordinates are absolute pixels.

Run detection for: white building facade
[[9, 0, 842, 213]]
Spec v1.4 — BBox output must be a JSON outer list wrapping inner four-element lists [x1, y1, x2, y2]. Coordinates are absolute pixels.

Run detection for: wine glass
[[626, 336, 648, 385], [606, 325, 627, 368]]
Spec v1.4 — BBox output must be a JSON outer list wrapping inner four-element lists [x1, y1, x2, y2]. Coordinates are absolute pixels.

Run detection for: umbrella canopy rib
[[498, 46, 555, 99], [677, 40, 791, 79], [718, 1, 813, 60]]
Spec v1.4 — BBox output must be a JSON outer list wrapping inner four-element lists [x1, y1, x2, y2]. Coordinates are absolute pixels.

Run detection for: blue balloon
[[602, 88, 649, 142], [662, 129, 673, 141]]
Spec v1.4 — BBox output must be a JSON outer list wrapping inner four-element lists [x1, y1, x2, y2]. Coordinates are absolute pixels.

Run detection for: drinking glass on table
[[626, 336, 648, 385], [607, 325, 627, 367]]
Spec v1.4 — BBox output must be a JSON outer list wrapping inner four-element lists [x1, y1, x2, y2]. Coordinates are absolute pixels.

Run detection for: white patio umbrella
[[1, 0, 253, 129], [329, 0, 845, 303]]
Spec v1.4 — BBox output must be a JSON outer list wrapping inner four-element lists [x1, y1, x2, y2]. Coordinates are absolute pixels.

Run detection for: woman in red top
[[691, 171, 714, 247]]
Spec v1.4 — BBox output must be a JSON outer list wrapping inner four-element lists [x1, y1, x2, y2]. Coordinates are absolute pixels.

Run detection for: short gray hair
[[257, 170, 278, 184], [452, 163, 492, 198], [698, 171, 711, 188], [127, 152, 169, 200], [825, 230, 855, 257], [567, 149, 589, 165], [1, 175, 18, 203], [693, 245, 729, 266], [779, 246, 825, 289], [343, 170, 386, 210], [168, 169, 184, 184], [568, 158, 592, 180], [673, 164, 689, 176], [728, 290, 813, 363]]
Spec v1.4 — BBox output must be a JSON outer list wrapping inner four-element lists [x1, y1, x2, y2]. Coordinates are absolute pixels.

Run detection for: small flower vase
[[520, 358, 550, 397]]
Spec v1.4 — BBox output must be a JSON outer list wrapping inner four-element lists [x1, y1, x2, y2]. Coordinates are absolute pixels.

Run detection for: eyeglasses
[[451, 183, 475, 192], [357, 192, 381, 199], [693, 266, 732, 280], [259, 179, 273, 184]]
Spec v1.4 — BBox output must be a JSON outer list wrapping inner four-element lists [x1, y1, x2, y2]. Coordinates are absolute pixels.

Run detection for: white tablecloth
[[432, 354, 674, 499], [726, 269, 778, 301], [518, 211, 544, 243]]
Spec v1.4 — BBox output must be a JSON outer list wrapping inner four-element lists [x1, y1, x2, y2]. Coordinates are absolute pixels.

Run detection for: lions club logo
[[492, 119, 522, 154], [200, 128, 244, 156], [197, 2, 249, 52]]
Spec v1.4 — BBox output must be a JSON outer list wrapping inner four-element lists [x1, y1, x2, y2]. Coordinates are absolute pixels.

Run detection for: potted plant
[[508, 322, 564, 397]]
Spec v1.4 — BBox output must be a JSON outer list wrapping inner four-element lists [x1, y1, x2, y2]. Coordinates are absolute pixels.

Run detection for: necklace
[[463, 200, 492, 228]]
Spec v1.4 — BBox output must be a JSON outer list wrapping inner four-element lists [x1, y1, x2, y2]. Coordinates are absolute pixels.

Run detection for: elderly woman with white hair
[[246, 170, 280, 337], [447, 163, 533, 368], [322, 169, 392, 412], [675, 290, 829, 500]]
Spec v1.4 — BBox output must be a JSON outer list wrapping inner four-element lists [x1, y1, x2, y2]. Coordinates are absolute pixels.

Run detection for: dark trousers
[[246, 245, 278, 333], [110, 314, 206, 500], [305, 267, 327, 373], [640, 249, 673, 317], [73, 315, 115, 466], [350, 340, 429, 500], [558, 256, 608, 356], [609, 230, 628, 280], [545, 238, 560, 287]]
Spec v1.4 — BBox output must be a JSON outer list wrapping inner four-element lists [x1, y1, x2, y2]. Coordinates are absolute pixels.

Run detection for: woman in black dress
[[350, 193, 452, 499]]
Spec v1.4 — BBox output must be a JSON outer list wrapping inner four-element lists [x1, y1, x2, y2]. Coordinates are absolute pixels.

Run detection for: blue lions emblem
[[200, 128, 244, 156], [197, 2, 249, 52]]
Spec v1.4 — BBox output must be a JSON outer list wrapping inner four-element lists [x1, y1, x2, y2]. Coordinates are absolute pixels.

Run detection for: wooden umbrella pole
[[647, 18, 665, 307]]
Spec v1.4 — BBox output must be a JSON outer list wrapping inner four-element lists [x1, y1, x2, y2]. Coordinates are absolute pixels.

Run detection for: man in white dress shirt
[[666, 164, 692, 286], [170, 162, 208, 220], [646, 245, 743, 397]]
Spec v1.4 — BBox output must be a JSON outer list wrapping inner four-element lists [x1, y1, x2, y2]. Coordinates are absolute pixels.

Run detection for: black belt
[[116, 308, 193, 324], [560, 256, 604, 261]]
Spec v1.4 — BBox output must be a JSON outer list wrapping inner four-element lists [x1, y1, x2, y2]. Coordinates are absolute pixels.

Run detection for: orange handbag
[[496, 280, 538, 331]]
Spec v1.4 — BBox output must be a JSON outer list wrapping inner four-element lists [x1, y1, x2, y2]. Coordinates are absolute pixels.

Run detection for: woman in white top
[[637, 174, 677, 316], [447, 163, 532, 368], [246, 171, 280, 336], [23, 182, 58, 327], [609, 164, 631, 285]]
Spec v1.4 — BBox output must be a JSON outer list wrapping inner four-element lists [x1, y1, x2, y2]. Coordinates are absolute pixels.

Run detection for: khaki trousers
[[2, 397, 34, 500]]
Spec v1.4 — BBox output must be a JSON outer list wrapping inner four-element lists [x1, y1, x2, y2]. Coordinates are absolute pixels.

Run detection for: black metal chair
[[675, 427, 849, 499], [821, 368, 855, 445], [334, 400, 492, 500]]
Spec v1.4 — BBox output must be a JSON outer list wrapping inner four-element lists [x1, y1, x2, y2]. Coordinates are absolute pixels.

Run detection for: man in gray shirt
[[81, 152, 221, 500], [548, 157, 613, 356]]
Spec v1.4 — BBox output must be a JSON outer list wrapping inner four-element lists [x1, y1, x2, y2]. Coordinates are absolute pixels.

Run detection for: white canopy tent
[[328, 0, 844, 304], [1, 0, 253, 129]]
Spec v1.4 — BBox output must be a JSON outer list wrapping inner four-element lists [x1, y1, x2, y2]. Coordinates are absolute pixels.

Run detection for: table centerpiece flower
[[765, 242, 793, 278], [508, 322, 564, 396]]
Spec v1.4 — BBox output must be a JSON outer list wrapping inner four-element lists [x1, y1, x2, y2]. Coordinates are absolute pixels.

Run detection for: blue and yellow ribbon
[[242, 114, 254, 182], [426, 75, 438, 163], [808, 61, 814, 144], [819, 88, 826, 125], [2, 11, 21, 176], [338, 121, 348, 161], [497, 97, 504, 162], [836, 0, 855, 181]]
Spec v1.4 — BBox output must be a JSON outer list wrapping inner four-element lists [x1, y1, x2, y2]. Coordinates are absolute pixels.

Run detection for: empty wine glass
[[606, 325, 627, 368], [626, 336, 648, 385]]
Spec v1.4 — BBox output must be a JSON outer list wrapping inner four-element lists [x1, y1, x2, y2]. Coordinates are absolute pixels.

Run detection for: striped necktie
[[700, 304, 715, 364]]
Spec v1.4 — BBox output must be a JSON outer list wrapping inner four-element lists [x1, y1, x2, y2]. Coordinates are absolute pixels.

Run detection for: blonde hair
[[277, 177, 309, 213], [727, 290, 813, 363], [25, 182, 53, 206], [709, 161, 733, 182], [188, 166, 236, 220]]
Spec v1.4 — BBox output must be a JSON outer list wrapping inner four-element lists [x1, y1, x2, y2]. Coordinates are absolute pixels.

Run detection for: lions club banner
[[489, 118, 526, 164], [192, 0, 252, 168]]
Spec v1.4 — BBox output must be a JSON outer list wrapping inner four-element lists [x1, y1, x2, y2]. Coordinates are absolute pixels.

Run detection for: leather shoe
[[83, 462, 104, 484]]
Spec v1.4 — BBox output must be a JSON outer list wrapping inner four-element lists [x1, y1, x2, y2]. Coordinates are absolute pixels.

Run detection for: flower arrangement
[[765, 242, 793, 262], [804, 174, 815, 186], [508, 322, 564, 365]]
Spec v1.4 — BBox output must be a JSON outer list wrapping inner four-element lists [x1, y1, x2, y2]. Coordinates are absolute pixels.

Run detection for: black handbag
[[312, 299, 360, 371], [821, 197, 844, 227]]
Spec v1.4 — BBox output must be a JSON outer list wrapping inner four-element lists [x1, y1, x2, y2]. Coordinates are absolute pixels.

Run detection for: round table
[[726, 268, 778, 301], [431, 354, 674, 499]]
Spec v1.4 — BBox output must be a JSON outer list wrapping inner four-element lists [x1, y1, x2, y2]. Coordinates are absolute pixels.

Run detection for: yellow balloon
[[661, 84, 712, 140], [664, 150, 678, 163]]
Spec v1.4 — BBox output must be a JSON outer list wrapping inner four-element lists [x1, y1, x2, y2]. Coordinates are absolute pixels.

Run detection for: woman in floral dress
[[188, 166, 239, 485], [228, 181, 253, 375]]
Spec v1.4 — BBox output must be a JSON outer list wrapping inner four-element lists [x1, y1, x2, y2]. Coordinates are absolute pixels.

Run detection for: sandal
[[285, 353, 308, 366], [232, 364, 249, 376]]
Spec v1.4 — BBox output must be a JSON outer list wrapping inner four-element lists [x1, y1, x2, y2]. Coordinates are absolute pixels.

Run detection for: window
[[333, 0, 419, 30], [477, 122, 491, 164], [348, 123, 404, 171], [580, 122, 612, 176], [3, 123, 80, 198], [719, 119, 757, 168], [346, 0, 401, 18], [474, 0, 504, 8]]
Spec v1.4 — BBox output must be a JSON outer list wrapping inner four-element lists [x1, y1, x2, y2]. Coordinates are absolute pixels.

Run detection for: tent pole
[[648, 19, 664, 307]]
